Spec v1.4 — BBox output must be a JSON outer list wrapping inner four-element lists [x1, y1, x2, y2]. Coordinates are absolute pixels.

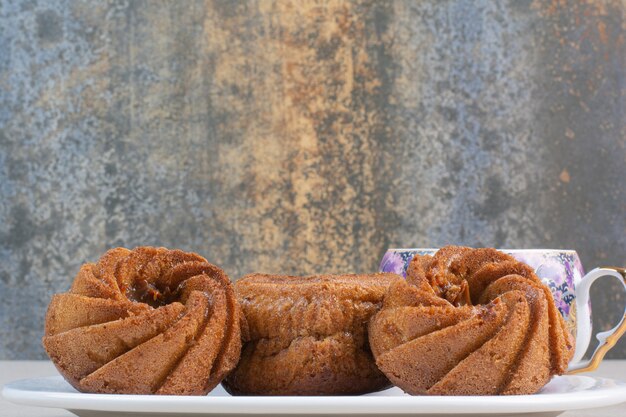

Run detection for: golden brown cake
[[369, 246, 575, 395], [223, 273, 402, 395], [42, 246, 243, 395]]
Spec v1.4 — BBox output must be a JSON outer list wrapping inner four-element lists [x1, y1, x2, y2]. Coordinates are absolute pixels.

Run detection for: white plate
[[3, 375, 626, 417]]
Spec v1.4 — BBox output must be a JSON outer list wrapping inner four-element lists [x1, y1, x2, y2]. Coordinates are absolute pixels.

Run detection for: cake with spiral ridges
[[42, 247, 243, 395], [369, 246, 575, 395]]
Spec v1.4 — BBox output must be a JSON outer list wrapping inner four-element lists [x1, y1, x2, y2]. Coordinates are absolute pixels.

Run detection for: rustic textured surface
[[0, 0, 624, 359]]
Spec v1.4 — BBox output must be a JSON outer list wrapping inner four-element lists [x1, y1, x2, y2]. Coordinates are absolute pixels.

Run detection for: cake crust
[[369, 246, 575, 396], [42, 246, 243, 395], [223, 273, 402, 395]]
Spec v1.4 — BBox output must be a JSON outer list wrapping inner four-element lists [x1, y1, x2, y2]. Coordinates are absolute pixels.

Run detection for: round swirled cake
[[42, 247, 243, 395], [368, 246, 575, 395]]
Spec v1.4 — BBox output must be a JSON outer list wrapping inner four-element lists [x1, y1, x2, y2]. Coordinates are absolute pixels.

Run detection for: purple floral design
[[511, 252, 581, 318], [379, 251, 408, 277], [379, 249, 430, 277]]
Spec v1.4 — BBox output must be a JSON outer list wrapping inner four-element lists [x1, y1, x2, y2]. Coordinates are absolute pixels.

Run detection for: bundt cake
[[369, 246, 575, 395], [223, 273, 402, 395], [42, 247, 244, 395]]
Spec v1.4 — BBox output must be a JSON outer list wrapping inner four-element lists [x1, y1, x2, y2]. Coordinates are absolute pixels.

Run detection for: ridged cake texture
[[223, 273, 401, 395], [43, 247, 243, 395], [369, 246, 575, 395]]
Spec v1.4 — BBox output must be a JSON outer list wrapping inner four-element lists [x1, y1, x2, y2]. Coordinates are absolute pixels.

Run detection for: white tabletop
[[1, 360, 626, 416]]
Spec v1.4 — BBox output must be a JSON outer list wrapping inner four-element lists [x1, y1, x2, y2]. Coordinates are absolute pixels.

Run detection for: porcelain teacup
[[379, 248, 626, 373]]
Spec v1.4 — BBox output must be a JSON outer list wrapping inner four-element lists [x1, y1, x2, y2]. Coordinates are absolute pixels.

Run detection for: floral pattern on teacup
[[511, 251, 583, 339], [379, 249, 432, 278], [512, 252, 582, 318], [379, 250, 415, 277]]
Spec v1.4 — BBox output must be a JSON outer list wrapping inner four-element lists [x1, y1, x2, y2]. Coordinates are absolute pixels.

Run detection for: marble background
[[1, 0, 624, 359]]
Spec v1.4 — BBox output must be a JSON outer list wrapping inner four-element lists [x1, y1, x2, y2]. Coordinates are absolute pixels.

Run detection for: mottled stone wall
[[0, 0, 624, 359]]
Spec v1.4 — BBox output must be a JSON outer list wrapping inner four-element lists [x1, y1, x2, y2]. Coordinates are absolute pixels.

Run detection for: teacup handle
[[567, 267, 626, 374]]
